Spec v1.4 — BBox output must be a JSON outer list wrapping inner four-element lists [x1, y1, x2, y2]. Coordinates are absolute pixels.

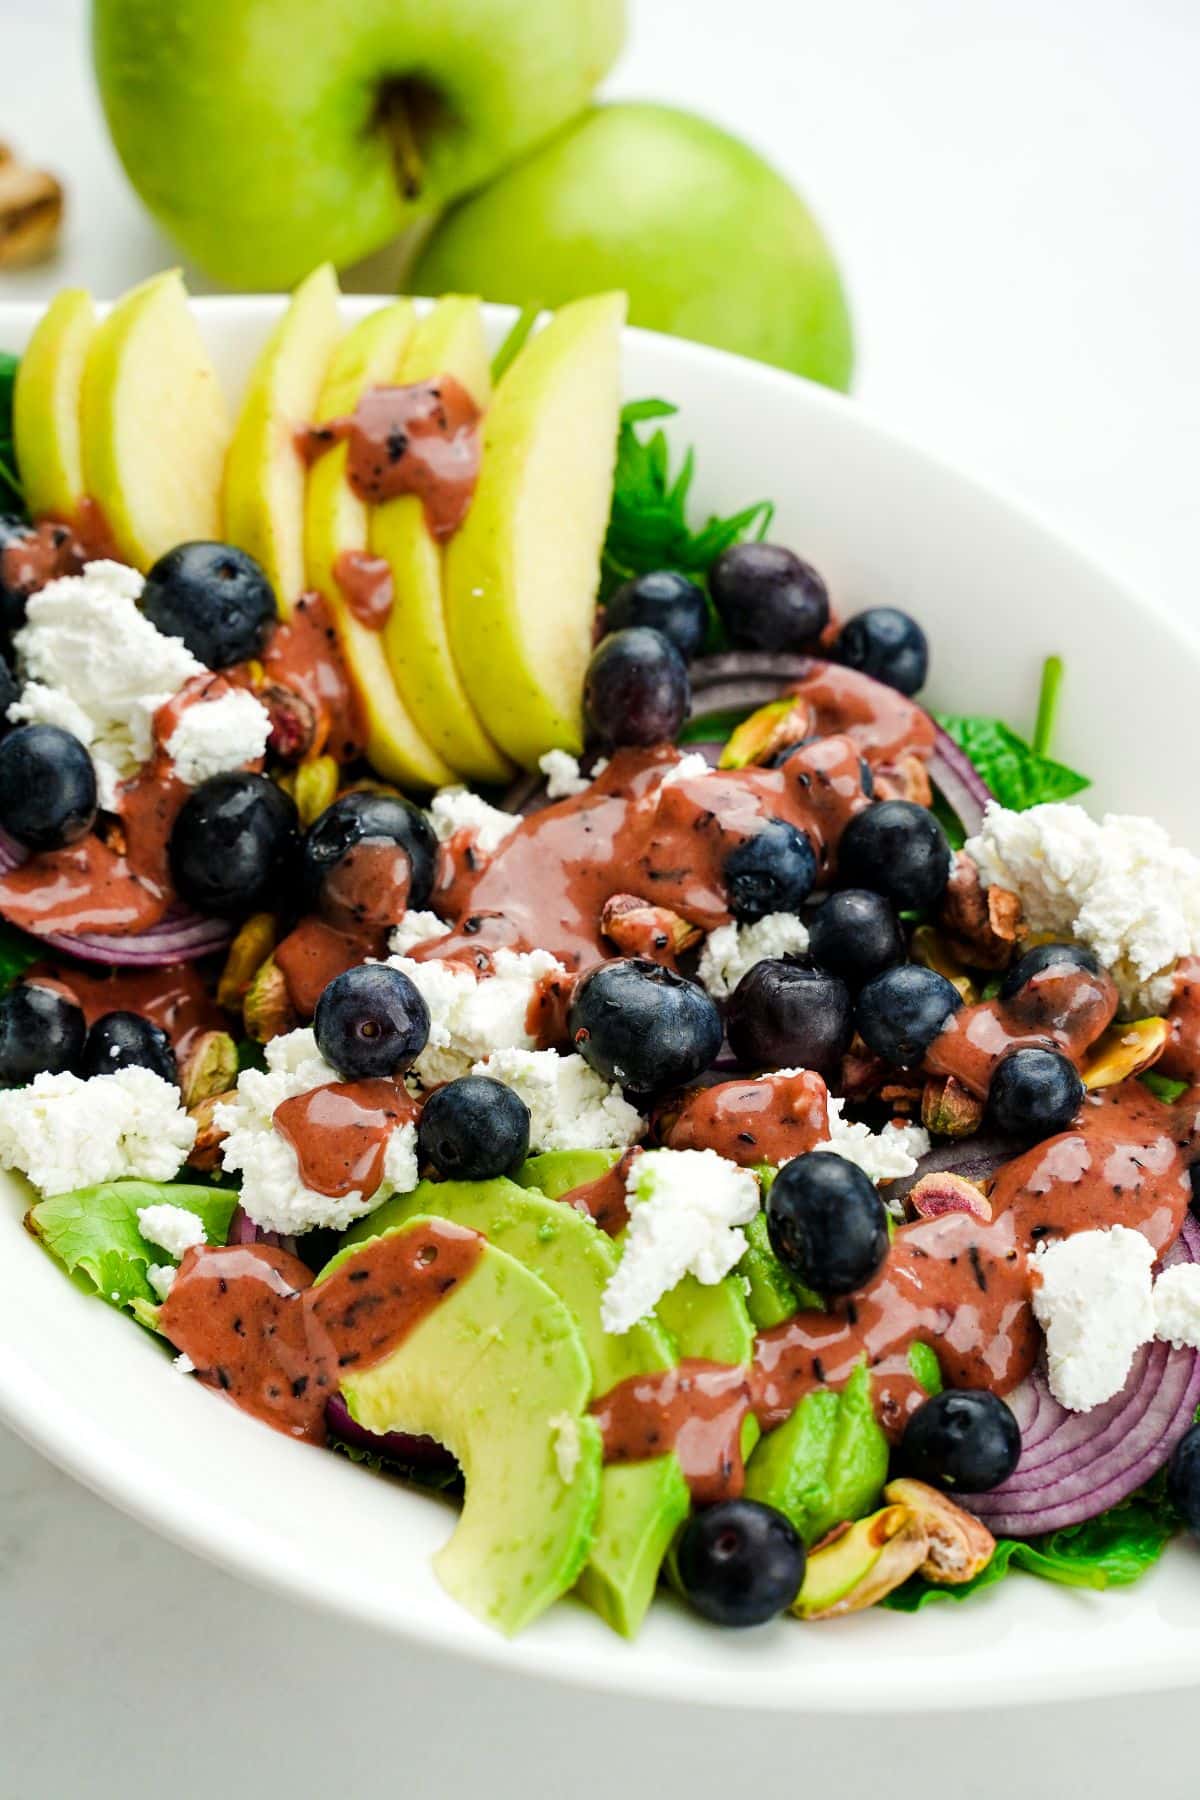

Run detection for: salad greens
[[29, 1179, 236, 1313], [0, 922, 43, 989], [0, 352, 23, 514], [936, 654, 1089, 814], [601, 399, 773, 611]]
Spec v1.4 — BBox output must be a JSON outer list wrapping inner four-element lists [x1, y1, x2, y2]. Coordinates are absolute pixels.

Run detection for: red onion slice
[[929, 725, 993, 839], [32, 910, 233, 966], [963, 1215, 1200, 1536], [0, 826, 25, 875], [325, 1392, 453, 1471]]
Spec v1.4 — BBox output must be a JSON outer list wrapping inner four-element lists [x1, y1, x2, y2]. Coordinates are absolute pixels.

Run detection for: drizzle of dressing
[[925, 964, 1119, 1097], [273, 1078, 419, 1201], [664, 1069, 830, 1167], [332, 551, 394, 631]]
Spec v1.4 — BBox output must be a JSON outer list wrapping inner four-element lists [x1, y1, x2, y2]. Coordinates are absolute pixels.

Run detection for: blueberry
[[999, 941, 1100, 1002], [603, 570, 708, 661], [0, 725, 97, 850], [568, 957, 722, 1093], [709, 544, 829, 652], [301, 791, 436, 916], [1168, 1422, 1200, 1536], [584, 628, 690, 747], [0, 983, 85, 1083], [856, 964, 961, 1067], [726, 959, 853, 1077], [140, 542, 277, 669], [900, 1389, 1021, 1492], [1190, 1165, 1200, 1225], [835, 607, 929, 696], [677, 1498, 805, 1627], [767, 1152, 890, 1297], [169, 772, 298, 917], [417, 1074, 531, 1181], [807, 889, 905, 988], [314, 964, 430, 1080], [836, 800, 952, 912], [724, 820, 817, 923], [987, 1046, 1083, 1139], [80, 1011, 177, 1083]]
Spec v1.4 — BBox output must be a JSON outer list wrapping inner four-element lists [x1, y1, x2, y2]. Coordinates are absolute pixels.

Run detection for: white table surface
[[1, 0, 1198, 1793]]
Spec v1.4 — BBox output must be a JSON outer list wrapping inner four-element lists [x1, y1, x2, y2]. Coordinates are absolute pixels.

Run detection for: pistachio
[[260, 682, 318, 762], [718, 696, 812, 770], [906, 1170, 992, 1223], [217, 912, 277, 1012], [242, 954, 297, 1043], [911, 925, 978, 1002], [292, 754, 340, 829], [185, 1091, 233, 1173], [1082, 1017, 1170, 1090], [921, 1073, 985, 1138], [883, 1479, 996, 1584], [937, 852, 1021, 971], [600, 893, 703, 961], [179, 1031, 239, 1108], [0, 145, 63, 268], [793, 1504, 929, 1619]]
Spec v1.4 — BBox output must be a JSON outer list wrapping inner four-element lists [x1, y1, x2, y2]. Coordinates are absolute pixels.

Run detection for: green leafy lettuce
[[29, 1179, 237, 1314], [0, 351, 23, 514], [934, 713, 1089, 812], [601, 399, 773, 616]]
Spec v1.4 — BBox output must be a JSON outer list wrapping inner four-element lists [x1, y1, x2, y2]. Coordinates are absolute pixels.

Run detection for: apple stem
[[378, 86, 425, 202]]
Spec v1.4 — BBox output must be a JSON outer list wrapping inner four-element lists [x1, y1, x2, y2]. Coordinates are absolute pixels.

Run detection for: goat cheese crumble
[[388, 947, 563, 1088], [427, 786, 520, 855], [1152, 1264, 1200, 1351], [8, 561, 204, 809], [601, 1148, 760, 1334], [816, 1098, 930, 1188], [136, 1202, 207, 1260], [471, 1047, 645, 1154], [549, 1412, 583, 1484], [659, 751, 712, 788], [698, 912, 811, 999], [215, 1028, 418, 1234], [147, 1264, 177, 1301], [166, 687, 272, 786], [538, 749, 609, 798], [1032, 1226, 1157, 1411], [966, 802, 1200, 1012], [0, 1065, 196, 1196], [388, 910, 447, 957]]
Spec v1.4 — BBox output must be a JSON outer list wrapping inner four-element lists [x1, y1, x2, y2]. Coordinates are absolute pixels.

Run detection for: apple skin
[[413, 103, 854, 391], [91, 0, 626, 289]]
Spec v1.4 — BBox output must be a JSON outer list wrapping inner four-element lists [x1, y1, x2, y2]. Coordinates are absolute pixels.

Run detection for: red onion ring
[[963, 1214, 1200, 1537], [929, 725, 994, 839], [325, 1392, 453, 1471]]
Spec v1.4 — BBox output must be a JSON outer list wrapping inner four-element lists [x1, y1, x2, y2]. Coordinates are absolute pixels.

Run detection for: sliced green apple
[[371, 297, 511, 783], [444, 292, 626, 767], [80, 270, 230, 568], [13, 287, 95, 523], [303, 302, 457, 790], [223, 264, 342, 614]]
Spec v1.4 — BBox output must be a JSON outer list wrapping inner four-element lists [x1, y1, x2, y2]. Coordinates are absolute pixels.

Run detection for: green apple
[[223, 265, 342, 616], [13, 288, 95, 524], [304, 300, 457, 791], [91, 0, 626, 289], [413, 103, 854, 391], [444, 292, 624, 768], [371, 297, 512, 784], [80, 271, 230, 568]]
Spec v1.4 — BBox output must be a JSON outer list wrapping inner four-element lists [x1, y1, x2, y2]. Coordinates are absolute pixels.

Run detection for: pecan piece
[[0, 145, 62, 268], [937, 851, 1021, 970], [873, 753, 933, 807]]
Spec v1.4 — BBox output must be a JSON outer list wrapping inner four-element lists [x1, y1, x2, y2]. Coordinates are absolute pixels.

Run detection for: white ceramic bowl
[[1, 296, 1198, 1713]]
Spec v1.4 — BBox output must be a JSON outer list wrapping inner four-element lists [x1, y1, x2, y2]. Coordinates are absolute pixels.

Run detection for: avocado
[[738, 1210, 824, 1329], [324, 1216, 602, 1636], [516, 1148, 621, 1199], [345, 1179, 689, 1637], [743, 1362, 888, 1545]]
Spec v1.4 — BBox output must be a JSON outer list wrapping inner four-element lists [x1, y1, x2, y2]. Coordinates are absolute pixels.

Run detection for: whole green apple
[[91, 0, 626, 288], [412, 103, 854, 390]]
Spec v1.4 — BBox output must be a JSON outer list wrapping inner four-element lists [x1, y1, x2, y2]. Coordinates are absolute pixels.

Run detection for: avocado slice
[[517, 1148, 621, 1199], [345, 1180, 689, 1637], [323, 1216, 601, 1636], [744, 1362, 888, 1546]]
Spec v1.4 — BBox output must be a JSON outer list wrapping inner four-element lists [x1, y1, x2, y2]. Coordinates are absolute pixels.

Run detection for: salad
[[0, 268, 1198, 1640]]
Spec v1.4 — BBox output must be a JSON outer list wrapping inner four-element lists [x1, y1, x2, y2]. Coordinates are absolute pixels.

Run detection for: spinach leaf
[[0, 922, 42, 990], [935, 712, 1089, 811], [0, 351, 23, 514], [601, 399, 773, 625], [29, 1179, 237, 1312]]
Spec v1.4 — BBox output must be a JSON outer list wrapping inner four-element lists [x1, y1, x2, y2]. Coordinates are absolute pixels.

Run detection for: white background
[[1, 0, 1198, 1793]]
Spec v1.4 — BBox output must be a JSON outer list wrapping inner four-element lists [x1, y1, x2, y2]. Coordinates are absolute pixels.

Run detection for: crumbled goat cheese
[[166, 687, 271, 786], [549, 1412, 583, 1484], [0, 1067, 196, 1196], [428, 786, 520, 854], [966, 802, 1200, 1013], [471, 1047, 645, 1154], [387, 910, 447, 956], [601, 1148, 760, 1334], [147, 1264, 177, 1301], [136, 1202, 206, 1259], [659, 751, 712, 788], [8, 561, 203, 809], [173, 1353, 196, 1375], [1032, 1226, 1156, 1411], [539, 749, 606, 799], [216, 1027, 418, 1234], [389, 948, 563, 1088], [815, 1098, 930, 1187], [1152, 1264, 1200, 1350], [697, 912, 811, 999]]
